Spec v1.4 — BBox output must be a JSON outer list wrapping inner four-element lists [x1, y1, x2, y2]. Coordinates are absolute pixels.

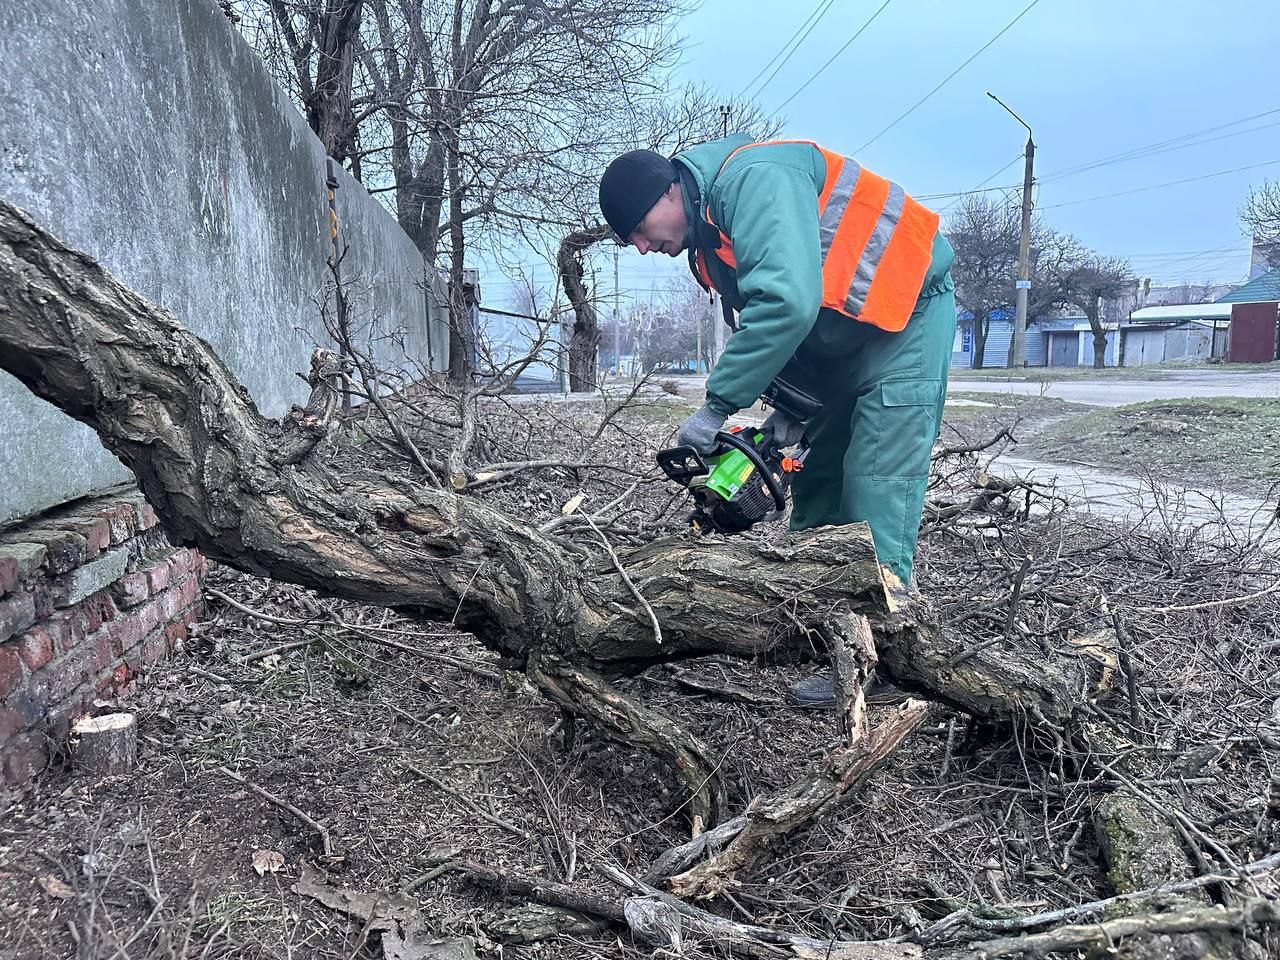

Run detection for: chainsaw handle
[[655, 445, 709, 485], [713, 430, 788, 514]]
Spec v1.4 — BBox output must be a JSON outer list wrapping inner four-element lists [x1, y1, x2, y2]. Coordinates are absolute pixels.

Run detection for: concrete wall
[[0, 0, 448, 524]]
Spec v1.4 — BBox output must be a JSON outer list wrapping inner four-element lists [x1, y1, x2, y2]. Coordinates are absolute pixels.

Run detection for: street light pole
[[988, 92, 1034, 368]]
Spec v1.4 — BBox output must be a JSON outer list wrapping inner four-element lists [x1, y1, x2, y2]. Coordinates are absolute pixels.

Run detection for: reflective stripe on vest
[[700, 140, 939, 333]]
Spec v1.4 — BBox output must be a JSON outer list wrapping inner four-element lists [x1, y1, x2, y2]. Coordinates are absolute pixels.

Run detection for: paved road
[[992, 454, 1277, 539], [950, 369, 1280, 407]]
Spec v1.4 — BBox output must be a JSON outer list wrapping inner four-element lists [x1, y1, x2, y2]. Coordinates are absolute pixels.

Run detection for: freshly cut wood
[[71, 713, 137, 775]]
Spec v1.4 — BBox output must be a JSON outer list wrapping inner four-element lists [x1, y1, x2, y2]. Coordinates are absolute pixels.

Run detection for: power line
[[737, 0, 836, 100], [771, 0, 897, 115], [855, 0, 1044, 154], [1040, 158, 1280, 209], [1040, 119, 1280, 185], [741, 0, 840, 102], [925, 108, 1280, 212], [1041, 106, 1280, 183]]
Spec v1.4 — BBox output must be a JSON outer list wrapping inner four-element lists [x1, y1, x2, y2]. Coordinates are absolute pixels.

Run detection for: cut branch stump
[[70, 713, 137, 776]]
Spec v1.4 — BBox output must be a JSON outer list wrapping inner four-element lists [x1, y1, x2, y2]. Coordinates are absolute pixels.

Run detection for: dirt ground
[[1, 392, 1278, 959]]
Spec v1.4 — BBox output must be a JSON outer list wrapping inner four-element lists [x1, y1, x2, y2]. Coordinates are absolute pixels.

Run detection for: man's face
[[628, 183, 687, 257]]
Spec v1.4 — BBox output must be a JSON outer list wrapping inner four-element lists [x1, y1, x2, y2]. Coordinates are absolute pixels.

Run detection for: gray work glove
[[763, 409, 806, 447], [678, 404, 728, 455]]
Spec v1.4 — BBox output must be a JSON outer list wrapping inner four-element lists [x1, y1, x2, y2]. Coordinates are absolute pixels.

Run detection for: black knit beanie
[[598, 150, 678, 240]]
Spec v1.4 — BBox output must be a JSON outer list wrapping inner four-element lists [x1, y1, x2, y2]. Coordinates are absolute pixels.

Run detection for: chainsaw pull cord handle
[[712, 429, 788, 513]]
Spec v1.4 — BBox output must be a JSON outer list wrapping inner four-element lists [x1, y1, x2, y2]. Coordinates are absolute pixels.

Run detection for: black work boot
[[786, 669, 906, 709]]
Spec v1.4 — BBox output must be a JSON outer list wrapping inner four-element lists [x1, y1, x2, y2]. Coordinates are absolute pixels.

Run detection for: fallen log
[[0, 199, 1106, 830]]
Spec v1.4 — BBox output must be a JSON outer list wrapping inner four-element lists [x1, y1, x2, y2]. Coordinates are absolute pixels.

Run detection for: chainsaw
[[656, 378, 821, 535]]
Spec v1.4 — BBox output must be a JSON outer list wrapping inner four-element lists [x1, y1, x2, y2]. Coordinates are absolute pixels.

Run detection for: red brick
[[2, 734, 48, 786], [45, 609, 87, 654], [95, 503, 138, 545], [0, 556, 17, 597], [179, 576, 201, 608], [167, 550, 192, 580], [16, 627, 54, 671], [52, 517, 110, 557], [28, 646, 94, 706], [0, 647, 23, 699], [82, 592, 118, 632], [113, 571, 150, 608], [0, 592, 37, 643], [93, 632, 114, 672], [138, 503, 159, 531], [141, 631, 169, 668], [108, 615, 145, 654], [145, 557, 172, 593], [164, 620, 189, 646]]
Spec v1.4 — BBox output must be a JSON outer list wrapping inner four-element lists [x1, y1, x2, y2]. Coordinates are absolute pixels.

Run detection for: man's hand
[[763, 409, 806, 447], [678, 404, 727, 455]]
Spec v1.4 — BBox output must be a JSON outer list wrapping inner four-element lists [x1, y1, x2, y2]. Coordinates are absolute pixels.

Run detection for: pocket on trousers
[[871, 378, 942, 479]]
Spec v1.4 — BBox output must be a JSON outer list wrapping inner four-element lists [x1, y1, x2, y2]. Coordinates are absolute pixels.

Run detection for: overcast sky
[[585, 0, 1280, 311]]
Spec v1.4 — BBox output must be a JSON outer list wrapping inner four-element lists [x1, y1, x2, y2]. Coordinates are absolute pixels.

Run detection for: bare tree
[[1241, 179, 1280, 270], [240, 0, 366, 167], [1062, 253, 1134, 369], [558, 224, 611, 391], [241, 0, 689, 384], [946, 194, 1020, 369]]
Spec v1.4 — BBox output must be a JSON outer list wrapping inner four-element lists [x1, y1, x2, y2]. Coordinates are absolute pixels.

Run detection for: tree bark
[[70, 713, 137, 776], [0, 200, 1110, 794], [971, 311, 989, 369], [307, 0, 364, 164], [558, 225, 611, 392]]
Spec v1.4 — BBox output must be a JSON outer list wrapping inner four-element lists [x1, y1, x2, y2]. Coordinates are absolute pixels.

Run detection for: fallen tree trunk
[[0, 199, 1107, 832]]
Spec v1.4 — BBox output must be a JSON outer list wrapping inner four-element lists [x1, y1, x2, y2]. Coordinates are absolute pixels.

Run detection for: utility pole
[[720, 104, 731, 139], [988, 92, 1034, 368]]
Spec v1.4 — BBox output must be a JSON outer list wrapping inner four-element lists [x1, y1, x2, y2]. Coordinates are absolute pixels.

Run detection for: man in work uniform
[[598, 136, 955, 705]]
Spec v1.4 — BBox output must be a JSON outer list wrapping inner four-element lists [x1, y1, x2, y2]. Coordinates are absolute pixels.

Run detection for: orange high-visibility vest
[[693, 140, 940, 333]]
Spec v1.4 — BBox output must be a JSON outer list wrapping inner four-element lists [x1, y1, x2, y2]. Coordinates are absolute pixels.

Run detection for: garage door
[[1124, 329, 1165, 366], [1049, 332, 1079, 367]]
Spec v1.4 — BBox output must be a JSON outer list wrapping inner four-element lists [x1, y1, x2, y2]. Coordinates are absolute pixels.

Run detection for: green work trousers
[[788, 274, 957, 584]]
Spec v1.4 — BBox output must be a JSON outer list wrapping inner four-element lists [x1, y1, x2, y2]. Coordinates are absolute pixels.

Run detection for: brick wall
[[0, 488, 206, 786]]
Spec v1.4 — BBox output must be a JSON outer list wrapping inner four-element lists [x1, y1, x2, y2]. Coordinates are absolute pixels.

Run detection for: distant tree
[[1241, 179, 1280, 270], [946, 194, 1020, 369], [1061, 254, 1134, 368]]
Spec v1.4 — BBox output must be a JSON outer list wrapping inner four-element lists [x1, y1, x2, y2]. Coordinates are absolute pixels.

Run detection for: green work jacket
[[671, 136, 954, 414]]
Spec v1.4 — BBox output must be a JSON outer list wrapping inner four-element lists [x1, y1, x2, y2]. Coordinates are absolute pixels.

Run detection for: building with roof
[[1215, 267, 1280, 363], [1119, 303, 1231, 366]]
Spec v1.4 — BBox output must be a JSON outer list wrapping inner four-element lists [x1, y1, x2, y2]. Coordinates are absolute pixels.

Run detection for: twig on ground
[[216, 766, 332, 856]]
